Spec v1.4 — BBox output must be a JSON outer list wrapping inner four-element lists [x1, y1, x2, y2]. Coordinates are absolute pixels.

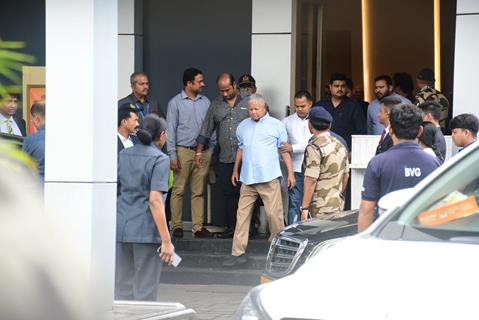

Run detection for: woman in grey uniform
[[115, 114, 174, 301]]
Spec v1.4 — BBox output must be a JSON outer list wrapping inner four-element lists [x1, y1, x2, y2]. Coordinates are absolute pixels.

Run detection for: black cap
[[418, 68, 435, 82], [238, 74, 256, 87], [309, 106, 333, 123]]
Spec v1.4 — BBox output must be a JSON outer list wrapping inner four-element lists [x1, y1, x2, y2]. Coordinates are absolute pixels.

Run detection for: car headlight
[[234, 286, 271, 320], [306, 237, 344, 261]]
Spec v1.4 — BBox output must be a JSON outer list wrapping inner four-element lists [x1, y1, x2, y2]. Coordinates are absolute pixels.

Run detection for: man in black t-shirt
[[358, 103, 441, 232]]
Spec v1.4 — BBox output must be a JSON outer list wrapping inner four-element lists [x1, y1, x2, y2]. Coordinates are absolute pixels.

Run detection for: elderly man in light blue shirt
[[224, 93, 295, 266], [367, 75, 411, 135]]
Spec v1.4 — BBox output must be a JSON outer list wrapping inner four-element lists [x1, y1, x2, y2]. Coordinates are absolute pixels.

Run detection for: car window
[[387, 148, 479, 241]]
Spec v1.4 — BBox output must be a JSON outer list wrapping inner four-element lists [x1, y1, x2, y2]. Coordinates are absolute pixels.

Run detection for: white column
[[453, 0, 479, 117], [45, 0, 117, 310], [251, 0, 293, 119], [118, 0, 143, 98]]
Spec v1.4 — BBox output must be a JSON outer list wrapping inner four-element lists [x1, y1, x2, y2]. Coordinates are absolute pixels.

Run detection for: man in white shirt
[[117, 103, 140, 153], [281, 90, 314, 225], [0, 93, 26, 136]]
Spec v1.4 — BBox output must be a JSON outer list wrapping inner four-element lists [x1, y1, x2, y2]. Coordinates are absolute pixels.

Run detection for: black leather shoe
[[172, 228, 183, 238], [216, 228, 235, 239], [194, 227, 214, 238]]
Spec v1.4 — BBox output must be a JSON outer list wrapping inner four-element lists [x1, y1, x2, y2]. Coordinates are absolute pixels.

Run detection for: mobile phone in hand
[[157, 246, 182, 267], [171, 252, 182, 267]]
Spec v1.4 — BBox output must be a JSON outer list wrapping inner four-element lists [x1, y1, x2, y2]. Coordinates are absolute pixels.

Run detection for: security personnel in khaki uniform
[[300, 106, 349, 221], [414, 68, 450, 127]]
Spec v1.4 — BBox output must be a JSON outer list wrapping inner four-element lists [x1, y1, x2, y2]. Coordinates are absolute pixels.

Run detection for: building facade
[[1, 0, 479, 309]]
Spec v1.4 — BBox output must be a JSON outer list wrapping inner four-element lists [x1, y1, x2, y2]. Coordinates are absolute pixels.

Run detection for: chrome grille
[[266, 235, 308, 277]]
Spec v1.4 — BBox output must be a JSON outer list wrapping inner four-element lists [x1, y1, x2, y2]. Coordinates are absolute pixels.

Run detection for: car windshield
[[393, 146, 479, 241]]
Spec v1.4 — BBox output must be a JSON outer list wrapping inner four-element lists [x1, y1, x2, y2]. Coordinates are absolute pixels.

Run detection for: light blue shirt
[[236, 113, 288, 185], [166, 90, 211, 160], [367, 92, 411, 135]]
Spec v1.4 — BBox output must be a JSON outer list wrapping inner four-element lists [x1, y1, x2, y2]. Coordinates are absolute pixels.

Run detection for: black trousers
[[217, 162, 241, 230]]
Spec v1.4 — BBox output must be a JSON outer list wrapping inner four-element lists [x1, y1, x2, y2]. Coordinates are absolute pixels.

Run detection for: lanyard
[[136, 101, 150, 118]]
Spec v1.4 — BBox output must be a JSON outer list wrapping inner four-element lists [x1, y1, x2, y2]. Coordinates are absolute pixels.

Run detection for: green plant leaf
[[0, 41, 27, 49], [0, 66, 21, 83], [0, 40, 36, 96]]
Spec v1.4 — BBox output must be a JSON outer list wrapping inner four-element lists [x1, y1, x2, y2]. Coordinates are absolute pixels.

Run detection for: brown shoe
[[173, 228, 183, 238], [194, 227, 214, 238]]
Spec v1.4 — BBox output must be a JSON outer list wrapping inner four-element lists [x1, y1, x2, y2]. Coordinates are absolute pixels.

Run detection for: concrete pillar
[[45, 0, 118, 310], [118, 0, 143, 98], [453, 0, 479, 117], [251, 0, 294, 119]]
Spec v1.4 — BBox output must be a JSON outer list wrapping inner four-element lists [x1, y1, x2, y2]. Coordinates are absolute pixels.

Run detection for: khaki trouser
[[232, 178, 285, 256], [171, 147, 211, 233]]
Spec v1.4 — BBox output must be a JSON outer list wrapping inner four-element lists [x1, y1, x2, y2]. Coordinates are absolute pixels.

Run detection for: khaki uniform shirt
[[414, 86, 450, 124], [303, 131, 349, 217]]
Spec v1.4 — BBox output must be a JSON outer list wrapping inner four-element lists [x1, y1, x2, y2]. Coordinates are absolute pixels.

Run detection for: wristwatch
[[300, 206, 309, 212]]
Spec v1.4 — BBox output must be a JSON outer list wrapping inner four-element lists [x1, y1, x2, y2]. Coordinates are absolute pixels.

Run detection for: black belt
[[177, 145, 196, 150]]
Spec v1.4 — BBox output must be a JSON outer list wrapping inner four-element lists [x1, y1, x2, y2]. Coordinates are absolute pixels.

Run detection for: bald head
[[30, 100, 46, 130], [217, 72, 234, 85], [217, 72, 238, 101]]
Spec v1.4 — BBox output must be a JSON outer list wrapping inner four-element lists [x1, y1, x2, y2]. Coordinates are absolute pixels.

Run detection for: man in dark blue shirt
[[358, 103, 441, 231], [314, 73, 366, 148], [22, 101, 46, 183]]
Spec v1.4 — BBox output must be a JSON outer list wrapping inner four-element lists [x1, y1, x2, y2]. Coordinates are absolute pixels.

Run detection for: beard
[[376, 91, 390, 101]]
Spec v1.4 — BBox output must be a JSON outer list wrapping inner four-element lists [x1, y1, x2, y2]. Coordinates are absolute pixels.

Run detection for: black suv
[[261, 210, 358, 283]]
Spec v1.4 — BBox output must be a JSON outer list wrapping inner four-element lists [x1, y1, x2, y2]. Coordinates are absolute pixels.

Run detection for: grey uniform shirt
[[197, 94, 250, 163], [117, 143, 169, 244]]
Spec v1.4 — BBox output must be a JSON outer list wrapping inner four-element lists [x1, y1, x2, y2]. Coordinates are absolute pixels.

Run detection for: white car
[[235, 141, 479, 320]]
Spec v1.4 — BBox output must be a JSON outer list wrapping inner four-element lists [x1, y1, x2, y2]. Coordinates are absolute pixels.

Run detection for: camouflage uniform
[[303, 131, 349, 218], [414, 86, 450, 124]]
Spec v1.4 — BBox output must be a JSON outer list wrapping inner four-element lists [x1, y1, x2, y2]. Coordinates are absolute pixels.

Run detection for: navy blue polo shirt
[[314, 96, 366, 149], [362, 142, 441, 202]]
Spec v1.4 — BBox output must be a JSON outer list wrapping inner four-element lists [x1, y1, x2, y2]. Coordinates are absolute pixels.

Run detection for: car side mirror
[[377, 188, 414, 215]]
